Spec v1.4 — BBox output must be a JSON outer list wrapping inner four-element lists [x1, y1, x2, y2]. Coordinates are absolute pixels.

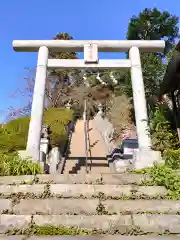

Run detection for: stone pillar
[[129, 47, 162, 169], [129, 46, 151, 149], [26, 46, 49, 161]]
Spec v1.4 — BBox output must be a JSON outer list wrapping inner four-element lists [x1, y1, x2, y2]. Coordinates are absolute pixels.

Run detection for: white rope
[[96, 73, 107, 85], [82, 71, 118, 86], [110, 72, 118, 85], [82, 73, 90, 87], [49, 70, 119, 87]]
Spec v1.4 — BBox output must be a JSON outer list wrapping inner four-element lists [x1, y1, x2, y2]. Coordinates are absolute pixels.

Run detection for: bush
[[0, 108, 73, 153], [136, 104, 180, 200], [0, 152, 43, 176], [149, 106, 179, 152], [0, 117, 29, 152], [163, 148, 180, 169], [43, 107, 73, 150], [133, 163, 180, 200]]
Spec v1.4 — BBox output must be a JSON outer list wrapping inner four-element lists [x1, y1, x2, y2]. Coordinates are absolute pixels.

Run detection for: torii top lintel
[[12, 40, 165, 53]]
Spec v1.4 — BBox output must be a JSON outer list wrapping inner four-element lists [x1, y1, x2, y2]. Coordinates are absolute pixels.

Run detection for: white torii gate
[[12, 40, 165, 169]]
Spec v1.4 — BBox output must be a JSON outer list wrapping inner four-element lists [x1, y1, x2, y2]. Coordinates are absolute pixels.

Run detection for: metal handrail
[[84, 100, 94, 173], [87, 110, 92, 172], [84, 100, 89, 173]]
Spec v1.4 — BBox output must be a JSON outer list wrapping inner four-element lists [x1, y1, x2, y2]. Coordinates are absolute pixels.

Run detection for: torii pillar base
[[132, 148, 163, 170]]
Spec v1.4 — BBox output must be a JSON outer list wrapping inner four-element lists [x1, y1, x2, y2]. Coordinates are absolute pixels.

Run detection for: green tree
[[123, 8, 179, 98], [47, 32, 79, 108], [111, 9, 179, 136], [127, 8, 179, 53], [118, 53, 164, 99]]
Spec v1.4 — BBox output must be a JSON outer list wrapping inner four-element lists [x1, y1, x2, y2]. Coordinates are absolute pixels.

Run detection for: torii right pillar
[[129, 46, 162, 169]]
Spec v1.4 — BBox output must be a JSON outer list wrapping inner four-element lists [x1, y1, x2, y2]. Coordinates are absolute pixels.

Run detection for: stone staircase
[[1, 173, 180, 238], [63, 119, 111, 174], [2, 119, 180, 239]]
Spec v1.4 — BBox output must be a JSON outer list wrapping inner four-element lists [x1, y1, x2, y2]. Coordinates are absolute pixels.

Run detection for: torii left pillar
[[26, 46, 49, 160]]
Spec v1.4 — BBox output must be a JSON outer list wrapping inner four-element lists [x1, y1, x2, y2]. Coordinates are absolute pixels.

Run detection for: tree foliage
[[46, 32, 79, 108], [127, 8, 179, 53], [123, 8, 179, 99], [0, 108, 73, 153], [111, 8, 180, 143]]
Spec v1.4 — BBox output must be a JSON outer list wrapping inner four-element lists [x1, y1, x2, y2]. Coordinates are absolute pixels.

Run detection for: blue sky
[[0, 0, 179, 122]]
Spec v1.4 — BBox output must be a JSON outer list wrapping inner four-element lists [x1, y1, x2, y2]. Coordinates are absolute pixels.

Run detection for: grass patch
[[32, 225, 92, 236], [0, 152, 43, 176], [132, 164, 180, 200], [6, 224, 94, 236], [6, 223, 175, 236]]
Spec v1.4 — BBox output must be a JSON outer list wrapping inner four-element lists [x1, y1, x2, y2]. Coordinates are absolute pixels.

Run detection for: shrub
[[0, 117, 29, 152], [0, 108, 73, 153], [149, 106, 179, 152], [136, 104, 180, 199], [134, 163, 180, 200], [43, 107, 73, 149], [0, 152, 42, 176], [163, 148, 180, 169]]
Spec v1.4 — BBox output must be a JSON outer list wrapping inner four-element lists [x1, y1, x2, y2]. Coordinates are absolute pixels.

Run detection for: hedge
[[0, 107, 73, 153]]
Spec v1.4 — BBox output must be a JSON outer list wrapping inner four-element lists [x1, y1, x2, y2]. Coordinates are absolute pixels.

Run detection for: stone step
[[77, 171, 112, 175], [6, 199, 180, 215], [64, 160, 108, 167], [1, 214, 180, 234], [78, 168, 111, 173], [0, 236, 25, 239], [1, 236, 180, 239], [64, 167, 111, 174], [65, 162, 103, 168], [64, 161, 109, 172], [0, 174, 151, 185], [80, 165, 110, 169], [0, 184, 167, 199]]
